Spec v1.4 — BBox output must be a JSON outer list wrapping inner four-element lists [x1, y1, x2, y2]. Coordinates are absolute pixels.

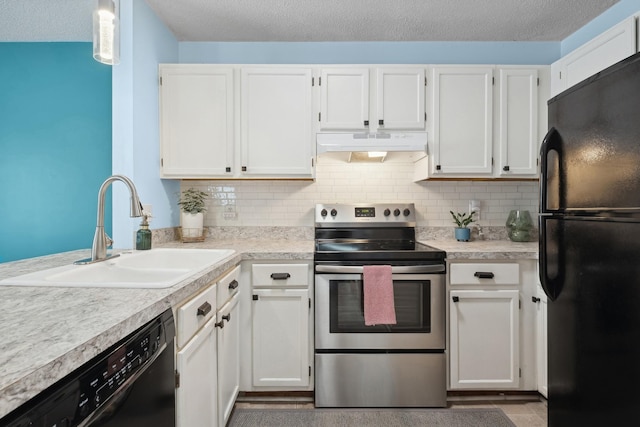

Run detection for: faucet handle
[[105, 234, 113, 248]]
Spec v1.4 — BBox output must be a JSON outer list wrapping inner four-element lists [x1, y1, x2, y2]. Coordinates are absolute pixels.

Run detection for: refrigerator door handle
[[538, 215, 563, 301], [539, 127, 561, 214]]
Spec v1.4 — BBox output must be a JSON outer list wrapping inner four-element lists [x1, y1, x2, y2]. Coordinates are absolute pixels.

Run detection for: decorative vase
[[454, 227, 471, 242], [506, 210, 534, 242], [181, 212, 204, 240]]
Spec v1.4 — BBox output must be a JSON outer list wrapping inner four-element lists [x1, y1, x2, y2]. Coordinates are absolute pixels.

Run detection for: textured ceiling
[[0, 0, 94, 41], [0, 0, 619, 42]]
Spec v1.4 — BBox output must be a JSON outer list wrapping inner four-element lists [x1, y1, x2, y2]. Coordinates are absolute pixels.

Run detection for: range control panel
[[315, 203, 416, 227]]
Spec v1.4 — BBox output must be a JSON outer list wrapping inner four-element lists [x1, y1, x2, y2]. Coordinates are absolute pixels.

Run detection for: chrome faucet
[[75, 175, 143, 265]]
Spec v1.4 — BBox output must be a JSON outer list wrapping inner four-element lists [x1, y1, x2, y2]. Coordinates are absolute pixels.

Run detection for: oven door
[[315, 270, 445, 350]]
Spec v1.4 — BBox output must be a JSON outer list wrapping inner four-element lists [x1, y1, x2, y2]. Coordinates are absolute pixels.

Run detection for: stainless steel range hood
[[316, 132, 427, 154]]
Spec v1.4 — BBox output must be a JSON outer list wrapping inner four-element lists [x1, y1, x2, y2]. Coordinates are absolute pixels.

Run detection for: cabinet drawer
[[450, 263, 520, 285], [176, 283, 217, 349], [252, 264, 309, 287], [217, 266, 240, 308]]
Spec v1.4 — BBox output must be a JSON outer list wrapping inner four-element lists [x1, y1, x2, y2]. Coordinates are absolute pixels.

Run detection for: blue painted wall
[[112, 0, 179, 249], [0, 43, 112, 263], [562, 0, 640, 55], [180, 41, 560, 64]]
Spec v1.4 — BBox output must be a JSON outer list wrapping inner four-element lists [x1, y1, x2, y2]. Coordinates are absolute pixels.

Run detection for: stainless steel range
[[314, 203, 447, 408]]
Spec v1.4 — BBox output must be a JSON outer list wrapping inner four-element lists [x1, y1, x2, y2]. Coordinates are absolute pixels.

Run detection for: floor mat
[[228, 408, 516, 427]]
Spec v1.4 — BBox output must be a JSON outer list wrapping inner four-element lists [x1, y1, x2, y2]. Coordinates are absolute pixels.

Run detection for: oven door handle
[[315, 265, 445, 274]]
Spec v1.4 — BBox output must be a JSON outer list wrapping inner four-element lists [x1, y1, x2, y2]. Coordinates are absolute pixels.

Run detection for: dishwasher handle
[[315, 264, 445, 274]]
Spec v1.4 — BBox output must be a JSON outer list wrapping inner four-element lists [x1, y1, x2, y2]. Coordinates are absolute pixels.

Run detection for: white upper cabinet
[[160, 65, 234, 178], [416, 65, 547, 180], [319, 67, 426, 132], [241, 68, 314, 177], [497, 68, 539, 177], [550, 15, 637, 97], [376, 68, 426, 130], [319, 68, 370, 130], [431, 67, 494, 175]]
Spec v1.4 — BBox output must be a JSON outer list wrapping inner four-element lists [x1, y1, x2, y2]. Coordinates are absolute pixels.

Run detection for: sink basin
[[0, 248, 235, 289]]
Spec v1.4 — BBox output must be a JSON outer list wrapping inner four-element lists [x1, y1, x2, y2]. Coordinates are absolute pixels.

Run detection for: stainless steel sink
[[0, 248, 235, 289]]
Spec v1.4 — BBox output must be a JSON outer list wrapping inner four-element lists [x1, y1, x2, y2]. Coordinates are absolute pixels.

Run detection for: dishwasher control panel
[[76, 323, 164, 420]]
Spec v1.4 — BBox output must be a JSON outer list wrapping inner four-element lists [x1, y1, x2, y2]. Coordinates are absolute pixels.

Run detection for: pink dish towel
[[363, 265, 397, 326]]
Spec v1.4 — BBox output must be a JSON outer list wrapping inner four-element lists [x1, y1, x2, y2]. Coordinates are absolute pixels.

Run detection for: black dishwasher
[[1, 309, 176, 427]]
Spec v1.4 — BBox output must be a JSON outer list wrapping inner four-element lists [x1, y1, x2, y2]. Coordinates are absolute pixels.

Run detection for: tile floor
[[234, 398, 548, 427]]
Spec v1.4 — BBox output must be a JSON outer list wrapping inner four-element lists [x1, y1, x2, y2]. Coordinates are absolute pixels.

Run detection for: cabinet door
[[535, 286, 548, 398], [497, 68, 538, 177], [252, 288, 310, 387], [241, 68, 314, 177], [376, 68, 426, 130], [160, 65, 234, 178], [319, 68, 370, 130], [217, 293, 240, 427], [560, 16, 636, 93], [432, 67, 493, 175], [176, 316, 217, 427], [449, 289, 519, 389]]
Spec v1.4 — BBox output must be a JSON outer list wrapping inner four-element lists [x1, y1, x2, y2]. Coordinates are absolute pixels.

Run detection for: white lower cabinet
[[449, 289, 520, 389], [176, 315, 218, 427], [217, 293, 240, 427], [448, 260, 538, 392], [175, 265, 241, 427], [252, 288, 310, 387], [535, 284, 548, 398]]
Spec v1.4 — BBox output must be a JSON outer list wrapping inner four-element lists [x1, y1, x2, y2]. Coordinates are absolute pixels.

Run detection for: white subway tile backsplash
[[182, 157, 539, 228]]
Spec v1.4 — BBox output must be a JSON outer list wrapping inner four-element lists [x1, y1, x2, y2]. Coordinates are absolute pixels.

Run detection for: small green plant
[[450, 210, 476, 228], [178, 188, 208, 214]]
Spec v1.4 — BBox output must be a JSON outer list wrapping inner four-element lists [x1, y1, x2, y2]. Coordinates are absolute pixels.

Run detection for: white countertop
[[0, 237, 534, 418]]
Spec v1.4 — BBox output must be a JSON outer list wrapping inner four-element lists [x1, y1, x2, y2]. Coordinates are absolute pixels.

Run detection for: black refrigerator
[[539, 51, 640, 427]]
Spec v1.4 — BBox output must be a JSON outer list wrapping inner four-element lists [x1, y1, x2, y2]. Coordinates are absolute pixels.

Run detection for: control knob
[[330, 209, 338, 217], [320, 208, 327, 217], [403, 208, 411, 217], [393, 209, 400, 217], [383, 208, 391, 217]]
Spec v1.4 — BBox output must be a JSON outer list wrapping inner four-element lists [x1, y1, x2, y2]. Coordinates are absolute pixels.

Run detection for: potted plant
[[450, 210, 476, 242], [178, 188, 208, 240]]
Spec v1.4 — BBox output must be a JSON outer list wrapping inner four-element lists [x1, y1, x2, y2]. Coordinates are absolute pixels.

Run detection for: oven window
[[329, 279, 431, 333]]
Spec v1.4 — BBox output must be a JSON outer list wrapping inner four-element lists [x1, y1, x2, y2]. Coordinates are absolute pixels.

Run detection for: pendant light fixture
[[93, 0, 120, 65]]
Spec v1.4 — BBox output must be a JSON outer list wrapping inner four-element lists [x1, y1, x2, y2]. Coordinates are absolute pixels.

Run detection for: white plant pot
[[181, 212, 204, 238]]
